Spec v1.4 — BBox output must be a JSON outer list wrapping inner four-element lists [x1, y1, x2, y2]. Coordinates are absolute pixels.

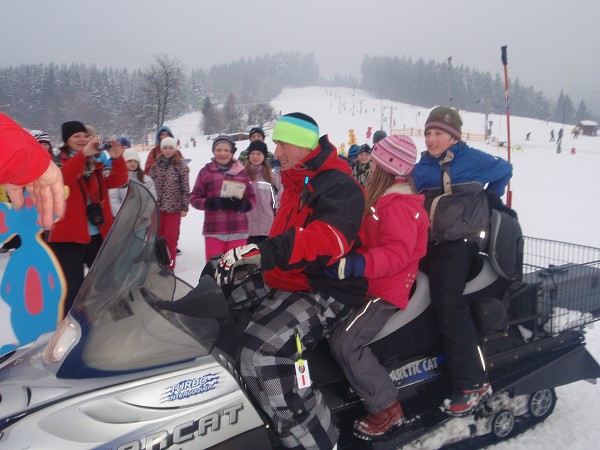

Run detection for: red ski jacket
[[258, 136, 367, 304], [362, 184, 429, 309], [47, 151, 127, 243]]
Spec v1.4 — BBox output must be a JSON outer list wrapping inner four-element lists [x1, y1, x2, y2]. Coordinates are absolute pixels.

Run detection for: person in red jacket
[[326, 135, 429, 439], [215, 113, 365, 450], [46, 121, 127, 318], [0, 113, 64, 228]]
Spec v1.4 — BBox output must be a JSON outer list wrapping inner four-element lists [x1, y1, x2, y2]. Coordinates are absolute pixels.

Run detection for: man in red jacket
[[0, 112, 64, 228], [216, 112, 365, 450]]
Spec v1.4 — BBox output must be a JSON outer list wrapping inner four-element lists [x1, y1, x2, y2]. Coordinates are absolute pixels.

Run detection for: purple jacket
[[190, 160, 256, 236], [246, 165, 282, 237]]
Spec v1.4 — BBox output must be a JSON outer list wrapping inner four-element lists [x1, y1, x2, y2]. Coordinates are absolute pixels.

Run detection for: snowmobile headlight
[[42, 316, 81, 364]]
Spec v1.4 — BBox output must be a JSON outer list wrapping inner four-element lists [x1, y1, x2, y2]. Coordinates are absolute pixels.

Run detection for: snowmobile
[[1, 183, 600, 450]]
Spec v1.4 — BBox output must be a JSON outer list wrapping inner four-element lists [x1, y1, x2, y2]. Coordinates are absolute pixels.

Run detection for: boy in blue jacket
[[413, 107, 513, 416]]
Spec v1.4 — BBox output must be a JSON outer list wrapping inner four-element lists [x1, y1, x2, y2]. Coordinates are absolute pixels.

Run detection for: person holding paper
[[189, 135, 255, 262]]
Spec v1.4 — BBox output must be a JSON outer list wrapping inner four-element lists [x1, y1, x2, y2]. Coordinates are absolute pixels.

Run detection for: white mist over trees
[[0, 52, 593, 144], [359, 55, 593, 124]]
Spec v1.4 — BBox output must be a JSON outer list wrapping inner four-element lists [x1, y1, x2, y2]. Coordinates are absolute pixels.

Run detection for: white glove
[[215, 244, 261, 286]]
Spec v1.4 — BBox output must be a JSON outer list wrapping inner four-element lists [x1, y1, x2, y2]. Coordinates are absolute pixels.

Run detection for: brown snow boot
[[353, 400, 405, 440]]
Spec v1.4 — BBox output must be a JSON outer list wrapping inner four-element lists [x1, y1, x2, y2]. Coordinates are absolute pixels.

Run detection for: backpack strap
[[439, 150, 454, 194], [429, 150, 455, 221]]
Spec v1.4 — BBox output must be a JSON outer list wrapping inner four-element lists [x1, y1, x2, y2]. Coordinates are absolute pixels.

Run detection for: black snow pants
[[420, 239, 487, 389]]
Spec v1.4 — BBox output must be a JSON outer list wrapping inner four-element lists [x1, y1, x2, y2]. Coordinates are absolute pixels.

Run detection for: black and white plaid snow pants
[[239, 289, 351, 450]]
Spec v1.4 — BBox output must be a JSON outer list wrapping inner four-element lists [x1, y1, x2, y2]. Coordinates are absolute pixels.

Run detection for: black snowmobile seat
[[487, 208, 523, 281], [465, 206, 523, 338]]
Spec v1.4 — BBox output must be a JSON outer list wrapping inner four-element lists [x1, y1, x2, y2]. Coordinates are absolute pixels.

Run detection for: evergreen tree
[[553, 90, 575, 124], [575, 99, 591, 123], [222, 93, 244, 133], [189, 69, 206, 111], [201, 97, 222, 135]]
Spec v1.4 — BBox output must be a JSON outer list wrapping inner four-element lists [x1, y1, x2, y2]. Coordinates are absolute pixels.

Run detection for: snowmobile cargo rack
[[515, 237, 600, 334]]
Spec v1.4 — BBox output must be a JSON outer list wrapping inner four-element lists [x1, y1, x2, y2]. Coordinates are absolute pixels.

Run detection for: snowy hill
[[164, 87, 600, 449], [1, 86, 600, 448], [170, 86, 600, 273]]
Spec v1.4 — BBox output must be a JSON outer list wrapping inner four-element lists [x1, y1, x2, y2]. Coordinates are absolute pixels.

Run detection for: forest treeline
[[359, 55, 592, 128], [0, 52, 592, 145], [0, 52, 319, 143]]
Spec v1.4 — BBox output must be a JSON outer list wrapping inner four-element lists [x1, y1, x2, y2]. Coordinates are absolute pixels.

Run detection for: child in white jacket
[[109, 148, 157, 217]]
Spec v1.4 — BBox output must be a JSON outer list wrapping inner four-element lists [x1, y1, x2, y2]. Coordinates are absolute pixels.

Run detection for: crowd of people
[[1, 106, 513, 450]]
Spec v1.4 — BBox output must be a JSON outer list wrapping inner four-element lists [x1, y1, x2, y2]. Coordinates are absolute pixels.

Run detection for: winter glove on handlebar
[[215, 244, 261, 286], [322, 252, 366, 280]]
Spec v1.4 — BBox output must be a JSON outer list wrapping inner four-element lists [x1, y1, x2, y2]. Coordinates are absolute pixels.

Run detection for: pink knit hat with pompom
[[371, 135, 417, 177]]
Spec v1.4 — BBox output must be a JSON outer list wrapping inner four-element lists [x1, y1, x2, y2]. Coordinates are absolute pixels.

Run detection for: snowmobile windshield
[[48, 183, 220, 379]]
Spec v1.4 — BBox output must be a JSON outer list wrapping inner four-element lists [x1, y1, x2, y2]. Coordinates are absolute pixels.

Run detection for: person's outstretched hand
[[4, 160, 65, 228]]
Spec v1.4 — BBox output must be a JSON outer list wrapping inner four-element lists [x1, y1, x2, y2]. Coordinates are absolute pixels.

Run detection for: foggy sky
[[3, 0, 599, 112]]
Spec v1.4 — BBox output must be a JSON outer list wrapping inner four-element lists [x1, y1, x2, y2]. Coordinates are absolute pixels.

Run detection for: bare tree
[[141, 53, 184, 131], [222, 93, 245, 133], [247, 103, 277, 127]]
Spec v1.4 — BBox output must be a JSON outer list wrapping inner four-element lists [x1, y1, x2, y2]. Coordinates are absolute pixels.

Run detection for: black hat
[[358, 143, 371, 154], [248, 127, 265, 139], [373, 129, 387, 144], [212, 135, 237, 154], [61, 120, 87, 143], [247, 140, 268, 159]]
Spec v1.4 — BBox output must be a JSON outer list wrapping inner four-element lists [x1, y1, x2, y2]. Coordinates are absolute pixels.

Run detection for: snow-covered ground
[[170, 88, 600, 448], [2, 86, 600, 448]]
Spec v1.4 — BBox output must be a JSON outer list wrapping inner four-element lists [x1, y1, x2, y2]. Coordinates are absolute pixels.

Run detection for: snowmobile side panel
[[205, 427, 273, 450], [507, 344, 600, 396]]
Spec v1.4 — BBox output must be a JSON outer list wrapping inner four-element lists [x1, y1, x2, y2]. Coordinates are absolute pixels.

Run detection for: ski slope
[[2, 86, 600, 448]]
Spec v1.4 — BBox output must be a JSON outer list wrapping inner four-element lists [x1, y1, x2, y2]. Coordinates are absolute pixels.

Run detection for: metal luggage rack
[[515, 237, 600, 334]]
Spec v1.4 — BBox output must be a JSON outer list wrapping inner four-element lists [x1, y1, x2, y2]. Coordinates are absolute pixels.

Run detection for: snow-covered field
[[170, 88, 600, 448], [2, 86, 600, 448]]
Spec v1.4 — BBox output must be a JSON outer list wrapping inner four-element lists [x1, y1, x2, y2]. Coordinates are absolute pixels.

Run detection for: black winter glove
[[485, 190, 518, 219], [221, 197, 250, 212], [237, 199, 251, 212], [204, 197, 223, 211]]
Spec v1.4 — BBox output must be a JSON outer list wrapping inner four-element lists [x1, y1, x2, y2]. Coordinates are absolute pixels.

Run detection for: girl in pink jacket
[[326, 135, 429, 440], [189, 135, 255, 262]]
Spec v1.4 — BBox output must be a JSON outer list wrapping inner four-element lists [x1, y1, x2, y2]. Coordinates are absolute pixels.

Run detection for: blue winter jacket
[[413, 142, 513, 197]]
